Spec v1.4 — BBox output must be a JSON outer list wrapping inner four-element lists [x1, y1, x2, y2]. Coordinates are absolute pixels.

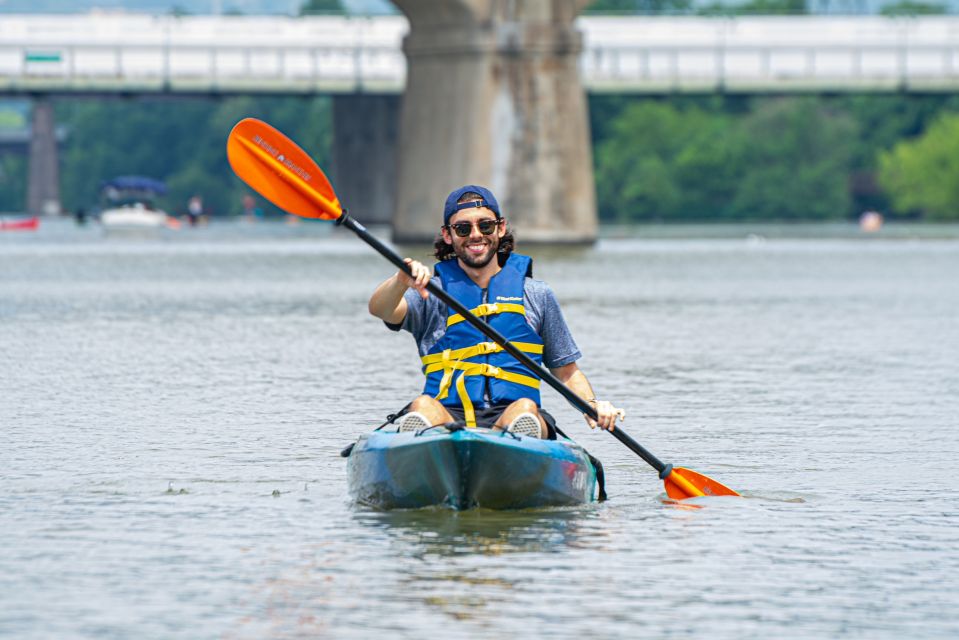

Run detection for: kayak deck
[[346, 428, 597, 510]]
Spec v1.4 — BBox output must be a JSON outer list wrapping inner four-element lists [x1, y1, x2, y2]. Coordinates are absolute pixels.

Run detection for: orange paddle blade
[[226, 118, 342, 220], [664, 467, 740, 500]]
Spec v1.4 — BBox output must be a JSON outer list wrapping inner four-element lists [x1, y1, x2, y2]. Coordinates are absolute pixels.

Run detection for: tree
[[0, 155, 26, 212], [879, 0, 946, 15], [594, 101, 739, 221], [583, 0, 692, 14], [730, 98, 856, 220], [698, 0, 806, 15], [878, 113, 959, 220], [54, 96, 332, 217], [299, 0, 346, 15]]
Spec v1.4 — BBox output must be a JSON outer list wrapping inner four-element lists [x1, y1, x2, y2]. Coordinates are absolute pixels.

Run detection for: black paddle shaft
[[338, 213, 671, 476]]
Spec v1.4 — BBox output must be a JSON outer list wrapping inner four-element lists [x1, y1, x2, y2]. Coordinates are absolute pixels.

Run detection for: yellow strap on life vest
[[421, 341, 543, 412], [420, 341, 543, 367], [446, 302, 526, 328], [445, 363, 541, 427]]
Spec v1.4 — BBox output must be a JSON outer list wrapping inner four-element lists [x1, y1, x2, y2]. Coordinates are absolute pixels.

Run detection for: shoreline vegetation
[[1, 94, 957, 224]]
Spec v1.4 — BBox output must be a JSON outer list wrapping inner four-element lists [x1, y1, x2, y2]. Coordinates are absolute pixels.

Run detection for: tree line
[[591, 93, 959, 222], [1, 92, 958, 222]]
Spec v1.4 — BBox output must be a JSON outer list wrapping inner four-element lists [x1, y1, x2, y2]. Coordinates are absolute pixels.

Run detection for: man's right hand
[[401, 258, 432, 300]]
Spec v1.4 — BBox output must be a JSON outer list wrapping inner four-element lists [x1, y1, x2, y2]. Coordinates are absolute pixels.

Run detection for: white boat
[[100, 203, 175, 230], [98, 176, 179, 232], [100, 202, 179, 229]]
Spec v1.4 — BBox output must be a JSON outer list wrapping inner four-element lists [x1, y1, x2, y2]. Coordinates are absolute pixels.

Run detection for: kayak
[[346, 426, 597, 510], [0, 215, 39, 231]]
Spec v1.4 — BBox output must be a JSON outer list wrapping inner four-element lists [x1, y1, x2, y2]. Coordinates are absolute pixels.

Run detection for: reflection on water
[[3, 219, 959, 638], [355, 506, 600, 556]]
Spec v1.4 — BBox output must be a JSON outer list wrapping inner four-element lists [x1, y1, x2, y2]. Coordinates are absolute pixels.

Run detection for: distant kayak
[[0, 215, 39, 231], [346, 426, 597, 510]]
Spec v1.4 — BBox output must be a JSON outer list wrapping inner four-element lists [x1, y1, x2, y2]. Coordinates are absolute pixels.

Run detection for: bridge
[[3, 14, 959, 95], [4, 12, 959, 231]]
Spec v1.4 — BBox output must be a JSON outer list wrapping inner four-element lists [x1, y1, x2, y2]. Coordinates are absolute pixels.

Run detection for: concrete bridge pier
[[27, 97, 61, 216], [391, 0, 597, 244], [331, 94, 400, 226]]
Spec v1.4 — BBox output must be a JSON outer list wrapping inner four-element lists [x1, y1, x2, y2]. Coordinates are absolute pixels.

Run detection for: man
[[368, 185, 624, 439]]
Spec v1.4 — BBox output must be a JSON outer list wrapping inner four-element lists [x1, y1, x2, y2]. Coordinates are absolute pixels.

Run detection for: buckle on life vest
[[478, 341, 498, 354], [484, 364, 501, 377]]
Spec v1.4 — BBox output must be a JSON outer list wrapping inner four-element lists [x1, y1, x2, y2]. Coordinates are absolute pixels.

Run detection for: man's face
[[442, 207, 505, 269]]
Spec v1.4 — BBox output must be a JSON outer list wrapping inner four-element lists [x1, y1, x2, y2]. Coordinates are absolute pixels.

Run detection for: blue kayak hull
[[346, 429, 597, 510]]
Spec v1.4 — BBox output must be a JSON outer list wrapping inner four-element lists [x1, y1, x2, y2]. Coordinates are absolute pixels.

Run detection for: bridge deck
[[1, 15, 959, 94]]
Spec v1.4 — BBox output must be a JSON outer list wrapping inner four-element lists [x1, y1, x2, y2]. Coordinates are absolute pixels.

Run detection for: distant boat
[[100, 203, 174, 229], [0, 215, 39, 231], [98, 176, 179, 231]]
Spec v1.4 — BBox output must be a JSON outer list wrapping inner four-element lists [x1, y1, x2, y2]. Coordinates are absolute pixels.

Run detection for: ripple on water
[[2, 224, 959, 638]]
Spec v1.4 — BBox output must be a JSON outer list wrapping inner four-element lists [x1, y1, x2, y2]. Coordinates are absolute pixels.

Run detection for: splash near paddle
[[227, 117, 740, 501]]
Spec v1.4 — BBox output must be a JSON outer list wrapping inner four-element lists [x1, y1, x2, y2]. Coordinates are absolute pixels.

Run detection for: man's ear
[[441, 227, 452, 244]]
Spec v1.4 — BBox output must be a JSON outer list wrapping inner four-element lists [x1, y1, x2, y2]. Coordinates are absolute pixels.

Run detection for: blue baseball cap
[[443, 185, 501, 226]]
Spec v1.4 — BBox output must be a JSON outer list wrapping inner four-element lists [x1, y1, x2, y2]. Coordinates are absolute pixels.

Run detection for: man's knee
[[408, 395, 454, 426], [410, 395, 441, 412], [509, 398, 539, 415]]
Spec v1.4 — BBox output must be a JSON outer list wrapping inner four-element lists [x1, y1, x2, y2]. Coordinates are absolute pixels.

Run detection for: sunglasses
[[447, 219, 502, 238]]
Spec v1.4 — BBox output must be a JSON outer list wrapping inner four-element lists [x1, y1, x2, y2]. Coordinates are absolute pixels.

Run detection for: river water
[[2, 220, 957, 639]]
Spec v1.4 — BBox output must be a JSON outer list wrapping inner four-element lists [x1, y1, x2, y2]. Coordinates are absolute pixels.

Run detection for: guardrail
[[0, 43, 406, 94], [2, 15, 959, 95], [582, 44, 959, 92]]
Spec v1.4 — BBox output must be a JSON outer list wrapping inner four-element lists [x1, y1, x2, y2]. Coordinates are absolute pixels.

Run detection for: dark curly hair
[[433, 190, 515, 261]]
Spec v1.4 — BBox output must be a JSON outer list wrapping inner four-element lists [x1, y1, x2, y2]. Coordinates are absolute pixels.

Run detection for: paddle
[[226, 117, 739, 500]]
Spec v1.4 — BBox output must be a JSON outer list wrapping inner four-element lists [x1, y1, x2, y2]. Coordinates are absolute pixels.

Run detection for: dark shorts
[[444, 404, 558, 440]]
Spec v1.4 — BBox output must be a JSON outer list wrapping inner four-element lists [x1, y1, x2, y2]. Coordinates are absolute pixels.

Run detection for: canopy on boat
[[100, 176, 168, 195]]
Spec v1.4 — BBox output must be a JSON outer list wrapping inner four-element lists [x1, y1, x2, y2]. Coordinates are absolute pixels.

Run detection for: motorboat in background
[[98, 176, 179, 231]]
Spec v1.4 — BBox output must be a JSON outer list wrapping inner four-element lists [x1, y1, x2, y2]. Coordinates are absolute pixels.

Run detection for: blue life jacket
[[420, 253, 544, 427]]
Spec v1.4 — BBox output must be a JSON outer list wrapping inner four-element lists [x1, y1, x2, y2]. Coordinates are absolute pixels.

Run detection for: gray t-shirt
[[387, 276, 581, 369]]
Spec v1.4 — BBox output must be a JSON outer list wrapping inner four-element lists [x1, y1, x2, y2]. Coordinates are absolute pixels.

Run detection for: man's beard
[[454, 235, 500, 268]]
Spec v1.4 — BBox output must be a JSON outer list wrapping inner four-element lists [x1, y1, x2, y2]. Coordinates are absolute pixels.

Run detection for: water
[[2, 220, 958, 638]]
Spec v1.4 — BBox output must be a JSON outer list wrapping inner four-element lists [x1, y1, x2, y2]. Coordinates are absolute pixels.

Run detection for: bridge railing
[[1, 43, 406, 94], [580, 16, 959, 92], [2, 15, 959, 94], [583, 44, 959, 92]]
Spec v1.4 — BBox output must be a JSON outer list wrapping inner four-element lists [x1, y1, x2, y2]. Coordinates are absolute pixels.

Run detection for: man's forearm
[[368, 275, 409, 323], [552, 363, 596, 404]]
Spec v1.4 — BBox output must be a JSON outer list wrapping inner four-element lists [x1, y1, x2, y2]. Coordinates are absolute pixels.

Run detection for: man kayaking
[[368, 185, 625, 439]]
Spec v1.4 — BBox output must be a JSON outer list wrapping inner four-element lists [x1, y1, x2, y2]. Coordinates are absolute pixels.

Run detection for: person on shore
[[368, 185, 625, 439], [241, 194, 263, 222], [187, 195, 204, 226]]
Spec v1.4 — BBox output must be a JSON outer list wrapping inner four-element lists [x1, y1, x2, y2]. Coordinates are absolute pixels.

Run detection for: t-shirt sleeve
[[526, 280, 581, 369], [384, 277, 444, 348]]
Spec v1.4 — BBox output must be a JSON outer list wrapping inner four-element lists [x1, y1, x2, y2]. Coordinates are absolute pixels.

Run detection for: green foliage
[[6, 89, 958, 223], [879, 0, 946, 15], [299, 0, 346, 15], [583, 0, 692, 14], [878, 112, 959, 220], [0, 110, 26, 129], [830, 94, 959, 214], [730, 98, 856, 220], [698, 0, 806, 15], [0, 155, 27, 212], [593, 96, 857, 221], [54, 96, 332, 217], [595, 102, 740, 220]]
